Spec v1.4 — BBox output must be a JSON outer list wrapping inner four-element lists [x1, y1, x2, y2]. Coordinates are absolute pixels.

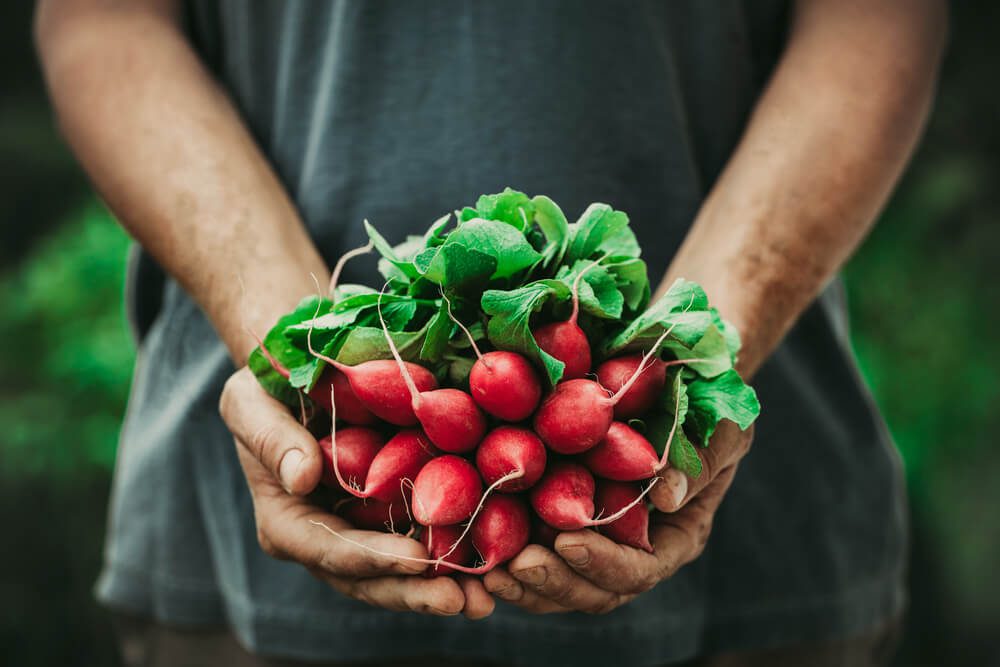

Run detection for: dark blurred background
[[1, 3, 997, 666]]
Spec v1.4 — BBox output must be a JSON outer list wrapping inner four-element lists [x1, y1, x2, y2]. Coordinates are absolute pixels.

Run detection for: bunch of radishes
[[250, 189, 759, 576]]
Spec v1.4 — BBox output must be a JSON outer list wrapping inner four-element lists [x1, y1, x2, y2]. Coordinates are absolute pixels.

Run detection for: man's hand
[[220, 368, 495, 619], [483, 422, 751, 614]]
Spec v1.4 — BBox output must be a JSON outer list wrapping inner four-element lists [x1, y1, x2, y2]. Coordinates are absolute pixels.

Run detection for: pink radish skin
[[333, 360, 437, 426], [412, 455, 483, 526], [530, 462, 658, 532], [318, 428, 384, 488], [533, 379, 615, 454], [533, 321, 591, 380], [376, 289, 486, 452], [531, 258, 603, 381], [440, 295, 542, 424], [308, 494, 530, 575], [468, 495, 531, 571], [469, 351, 542, 421], [596, 355, 667, 420], [338, 498, 411, 533], [530, 462, 596, 531], [421, 524, 475, 576], [533, 323, 686, 454], [353, 429, 436, 504], [413, 388, 488, 453], [475, 426, 547, 492], [326, 368, 378, 426], [581, 422, 660, 481], [595, 481, 653, 552]]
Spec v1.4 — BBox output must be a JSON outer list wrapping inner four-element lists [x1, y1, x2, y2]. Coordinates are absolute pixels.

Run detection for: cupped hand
[[219, 367, 495, 620], [484, 421, 752, 613]]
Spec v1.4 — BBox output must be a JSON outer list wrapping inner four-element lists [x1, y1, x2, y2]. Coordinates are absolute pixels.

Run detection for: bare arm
[[486, 0, 947, 614], [663, 0, 947, 377], [36, 0, 492, 619], [35, 0, 325, 365]]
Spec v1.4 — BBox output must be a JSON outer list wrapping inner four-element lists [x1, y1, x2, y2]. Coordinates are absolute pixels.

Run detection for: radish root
[[587, 476, 659, 526], [329, 239, 374, 299], [377, 282, 421, 404], [441, 288, 488, 367], [308, 520, 492, 574], [434, 468, 524, 566]]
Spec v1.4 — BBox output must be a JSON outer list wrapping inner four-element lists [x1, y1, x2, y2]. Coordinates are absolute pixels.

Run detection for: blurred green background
[[1, 3, 997, 666]]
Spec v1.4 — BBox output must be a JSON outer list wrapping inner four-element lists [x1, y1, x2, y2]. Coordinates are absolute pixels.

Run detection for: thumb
[[220, 367, 323, 495]]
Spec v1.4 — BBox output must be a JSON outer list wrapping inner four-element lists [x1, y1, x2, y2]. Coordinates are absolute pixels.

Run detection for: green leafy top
[[250, 189, 760, 475]]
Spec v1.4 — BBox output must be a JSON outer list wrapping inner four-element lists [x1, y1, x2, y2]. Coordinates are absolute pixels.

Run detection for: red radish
[[375, 288, 486, 451], [421, 524, 475, 575], [411, 455, 483, 526], [442, 282, 543, 422], [466, 494, 531, 570], [475, 426, 547, 492], [318, 427, 384, 488], [533, 379, 615, 454], [468, 351, 542, 421], [334, 429, 436, 504], [529, 462, 596, 530], [595, 480, 653, 552], [596, 354, 667, 419], [581, 422, 659, 481], [309, 368, 378, 424], [308, 493, 530, 575], [431, 428, 542, 565], [531, 260, 602, 381], [529, 462, 658, 532], [304, 246, 438, 426], [338, 497, 411, 533], [533, 322, 685, 454], [322, 359, 438, 427]]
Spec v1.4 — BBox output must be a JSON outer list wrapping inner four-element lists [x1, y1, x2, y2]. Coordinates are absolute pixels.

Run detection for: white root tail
[[329, 239, 374, 299], [308, 520, 493, 575], [434, 468, 524, 566], [440, 288, 488, 367], [377, 282, 422, 403], [568, 254, 608, 325], [586, 477, 661, 527]]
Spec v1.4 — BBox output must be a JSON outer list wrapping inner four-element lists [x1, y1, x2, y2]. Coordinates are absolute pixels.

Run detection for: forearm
[[36, 1, 327, 364], [660, 0, 946, 377]]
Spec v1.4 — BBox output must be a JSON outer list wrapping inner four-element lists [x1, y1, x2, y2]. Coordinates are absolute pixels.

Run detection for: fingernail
[[559, 545, 590, 567], [664, 469, 688, 509], [512, 566, 547, 586], [279, 449, 304, 493], [492, 583, 522, 601], [427, 605, 460, 617]]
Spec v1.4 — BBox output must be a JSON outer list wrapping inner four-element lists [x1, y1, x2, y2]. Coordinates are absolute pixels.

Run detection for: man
[[36, 1, 945, 665]]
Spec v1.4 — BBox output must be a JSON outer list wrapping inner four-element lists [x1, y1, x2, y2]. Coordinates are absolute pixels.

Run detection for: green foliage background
[[1, 3, 997, 665]]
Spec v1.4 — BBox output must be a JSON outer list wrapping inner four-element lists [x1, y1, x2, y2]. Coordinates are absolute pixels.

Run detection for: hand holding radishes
[[483, 421, 751, 614], [246, 189, 760, 611], [219, 367, 494, 619]]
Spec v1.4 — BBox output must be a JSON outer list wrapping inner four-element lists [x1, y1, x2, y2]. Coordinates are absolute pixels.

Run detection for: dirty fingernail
[[513, 566, 547, 586], [427, 605, 460, 616], [559, 545, 590, 567], [493, 583, 522, 601], [279, 449, 304, 492]]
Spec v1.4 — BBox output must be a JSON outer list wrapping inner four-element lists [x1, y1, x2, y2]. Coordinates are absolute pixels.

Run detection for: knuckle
[[247, 423, 282, 468], [255, 521, 280, 558], [219, 370, 249, 421]]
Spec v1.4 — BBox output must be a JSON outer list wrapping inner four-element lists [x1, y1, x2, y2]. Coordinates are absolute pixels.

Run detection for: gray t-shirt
[[97, 2, 907, 664]]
